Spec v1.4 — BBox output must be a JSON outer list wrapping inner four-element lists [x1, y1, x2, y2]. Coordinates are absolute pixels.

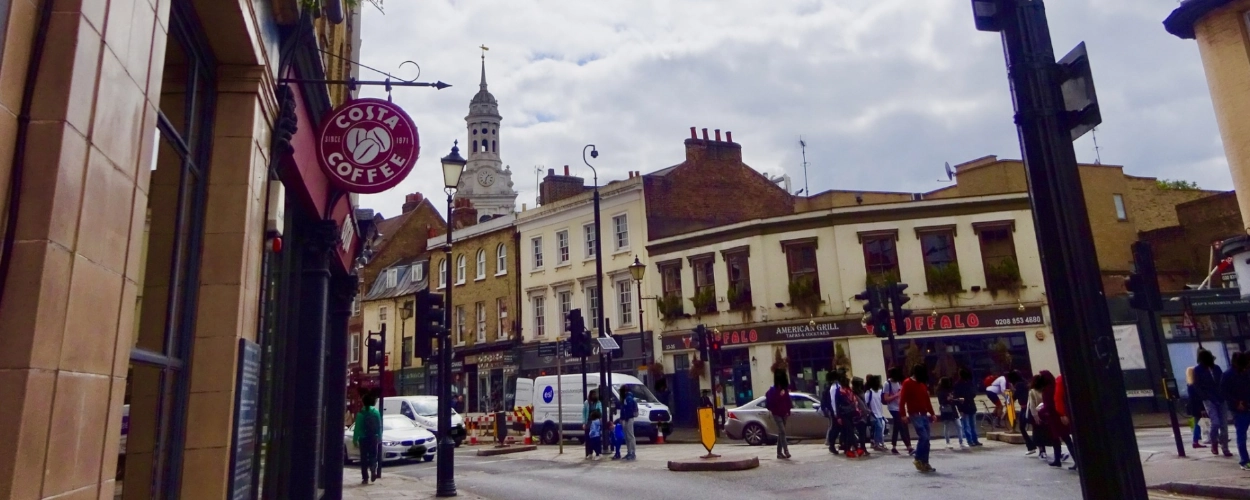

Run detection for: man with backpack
[[823, 371, 840, 452], [352, 392, 383, 484], [619, 388, 640, 460]]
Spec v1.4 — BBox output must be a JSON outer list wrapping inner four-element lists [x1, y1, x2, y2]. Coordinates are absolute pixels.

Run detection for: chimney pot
[[726, 131, 733, 143], [715, 129, 721, 142], [564, 165, 569, 176], [690, 127, 697, 139], [702, 128, 709, 140]]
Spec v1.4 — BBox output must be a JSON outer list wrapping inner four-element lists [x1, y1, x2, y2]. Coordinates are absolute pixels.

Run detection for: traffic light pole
[[882, 287, 901, 370], [586, 145, 610, 453], [437, 192, 456, 497], [1145, 307, 1186, 458], [987, 1, 1147, 497], [1131, 241, 1185, 458]]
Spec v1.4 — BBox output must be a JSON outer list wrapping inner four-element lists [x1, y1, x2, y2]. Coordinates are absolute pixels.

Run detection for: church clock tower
[[456, 48, 517, 221]]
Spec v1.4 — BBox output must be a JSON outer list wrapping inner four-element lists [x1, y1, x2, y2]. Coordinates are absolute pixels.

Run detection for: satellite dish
[[938, 162, 954, 183]]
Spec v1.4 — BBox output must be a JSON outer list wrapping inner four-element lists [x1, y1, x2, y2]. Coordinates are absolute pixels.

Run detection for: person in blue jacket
[[619, 388, 640, 460], [1195, 349, 1233, 457], [1222, 352, 1250, 469]]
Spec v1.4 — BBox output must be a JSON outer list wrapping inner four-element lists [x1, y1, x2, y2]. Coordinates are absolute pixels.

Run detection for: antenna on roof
[[938, 162, 954, 183], [534, 165, 543, 205], [1092, 127, 1102, 165], [799, 136, 811, 197]]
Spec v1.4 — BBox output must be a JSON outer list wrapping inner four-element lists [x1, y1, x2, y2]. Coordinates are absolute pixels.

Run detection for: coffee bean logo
[[346, 126, 393, 164]]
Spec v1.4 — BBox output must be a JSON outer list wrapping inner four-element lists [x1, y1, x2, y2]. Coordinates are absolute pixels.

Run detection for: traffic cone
[[469, 421, 478, 446], [655, 431, 666, 444], [524, 427, 533, 445]]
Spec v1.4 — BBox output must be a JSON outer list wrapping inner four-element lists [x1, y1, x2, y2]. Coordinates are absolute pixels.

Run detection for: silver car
[[724, 392, 827, 446], [344, 415, 437, 463]]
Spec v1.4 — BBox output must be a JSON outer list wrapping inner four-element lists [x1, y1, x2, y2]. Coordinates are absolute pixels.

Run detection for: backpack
[[835, 387, 857, 420], [820, 385, 833, 417], [983, 375, 996, 389], [853, 394, 872, 423]]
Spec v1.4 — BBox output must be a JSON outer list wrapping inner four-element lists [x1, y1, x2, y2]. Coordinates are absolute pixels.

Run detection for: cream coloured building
[[649, 193, 1059, 409]]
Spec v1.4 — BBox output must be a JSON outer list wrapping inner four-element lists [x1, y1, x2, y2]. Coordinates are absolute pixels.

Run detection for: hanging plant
[[925, 263, 963, 307], [658, 294, 685, 324], [990, 339, 1014, 373], [770, 346, 788, 372], [985, 257, 1023, 298], [691, 288, 717, 316], [727, 285, 753, 310], [689, 358, 707, 379], [866, 268, 902, 289], [648, 361, 666, 381], [787, 275, 822, 317], [834, 343, 851, 373]]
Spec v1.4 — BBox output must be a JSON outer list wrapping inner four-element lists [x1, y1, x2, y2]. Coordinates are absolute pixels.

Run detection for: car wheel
[[541, 423, 559, 445], [743, 423, 767, 446]]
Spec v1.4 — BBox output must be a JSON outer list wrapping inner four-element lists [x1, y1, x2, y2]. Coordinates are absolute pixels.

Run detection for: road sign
[[697, 407, 717, 457]]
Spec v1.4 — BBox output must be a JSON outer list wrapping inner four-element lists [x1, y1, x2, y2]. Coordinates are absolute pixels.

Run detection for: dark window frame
[[781, 239, 820, 292], [721, 248, 752, 309], [859, 231, 900, 284]]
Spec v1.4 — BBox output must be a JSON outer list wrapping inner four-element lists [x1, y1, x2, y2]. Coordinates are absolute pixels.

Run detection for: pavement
[[339, 424, 1249, 500]]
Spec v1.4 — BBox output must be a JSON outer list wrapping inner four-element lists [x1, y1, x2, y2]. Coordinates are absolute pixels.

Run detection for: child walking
[[865, 375, 888, 451], [938, 377, 964, 449], [587, 410, 603, 459], [611, 419, 625, 460]]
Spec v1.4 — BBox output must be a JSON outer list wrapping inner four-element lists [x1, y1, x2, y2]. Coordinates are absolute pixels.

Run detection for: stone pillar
[[1193, 7, 1250, 233], [321, 274, 358, 499], [286, 220, 337, 500], [0, 0, 168, 498]]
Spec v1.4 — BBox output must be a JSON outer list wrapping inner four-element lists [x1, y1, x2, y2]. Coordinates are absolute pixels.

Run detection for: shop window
[[616, 280, 634, 326], [584, 223, 597, 259], [532, 236, 544, 269], [477, 302, 487, 342], [860, 231, 899, 286], [918, 227, 961, 293], [476, 249, 486, 279], [402, 337, 413, 367], [125, 3, 216, 496], [613, 214, 630, 250], [881, 333, 1032, 389], [497, 244, 507, 275], [533, 296, 546, 337], [556, 229, 570, 264], [723, 249, 752, 310], [783, 239, 820, 301], [690, 255, 716, 314]]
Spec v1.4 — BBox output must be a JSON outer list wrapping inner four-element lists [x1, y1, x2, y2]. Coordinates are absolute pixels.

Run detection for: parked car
[[344, 415, 437, 464], [381, 396, 467, 447], [724, 392, 826, 446]]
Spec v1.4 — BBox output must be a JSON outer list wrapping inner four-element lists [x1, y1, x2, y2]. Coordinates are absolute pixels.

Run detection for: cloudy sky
[[356, 0, 1231, 219]]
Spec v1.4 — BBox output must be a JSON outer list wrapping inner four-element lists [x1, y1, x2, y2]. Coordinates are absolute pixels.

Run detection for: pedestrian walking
[[583, 390, 603, 459], [1221, 352, 1250, 470], [1028, 374, 1052, 462], [352, 392, 383, 485], [851, 377, 873, 456], [823, 370, 841, 452], [611, 419, 625, 460], [700, 389, 714, 408], [1188, 363, 1209, 449], [1038, 371, 1076, 470], [865, 375, 888, 451], [587, 410, 603, 459], [954, 368, 983, 447], [938, 377, 964, 449], [1011, 370, 1035, 453], [884, 366, 914, 455], [900, 364, 937, 473], [619, 386, 639, 460], [836, 372, 862, 457], [1195, 349, 1234, 457], [765, 369, 793, 459]]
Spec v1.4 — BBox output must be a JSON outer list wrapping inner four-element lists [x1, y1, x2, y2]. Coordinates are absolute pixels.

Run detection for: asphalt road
[[387, 438, 1090, 500]]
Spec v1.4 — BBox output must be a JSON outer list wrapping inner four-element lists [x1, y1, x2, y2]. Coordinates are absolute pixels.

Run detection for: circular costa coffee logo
[[318, 98, 420, 194]]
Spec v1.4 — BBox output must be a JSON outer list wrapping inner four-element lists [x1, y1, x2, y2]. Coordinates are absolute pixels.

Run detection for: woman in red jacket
[[765, 369, 793, 460], [1040, 371, 1077, 470], [900, 364, 937, 473]]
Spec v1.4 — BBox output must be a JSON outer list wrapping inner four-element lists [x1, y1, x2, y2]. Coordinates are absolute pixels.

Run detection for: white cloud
[[356, 0, 1232, 218]]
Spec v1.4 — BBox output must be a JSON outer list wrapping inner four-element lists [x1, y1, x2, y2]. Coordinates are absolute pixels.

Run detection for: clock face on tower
[[477, 169, 495, 187]]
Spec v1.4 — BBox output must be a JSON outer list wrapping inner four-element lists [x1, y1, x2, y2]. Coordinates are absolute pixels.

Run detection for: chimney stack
[[564, 165, 570, 176], [702, 128, 709, 140], [715, 129, 721, 142], [449, 198, 479, 229], [690, 127, 697, 139], [726, 131, 733, 143], [538, 165, 588, 205], [684, 126, 743, 163], [402, 192, 425, 213]]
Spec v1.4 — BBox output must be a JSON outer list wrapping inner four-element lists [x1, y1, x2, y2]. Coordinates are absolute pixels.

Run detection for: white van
[[514, 373, 672, 445], [381, 395, 467, 447]]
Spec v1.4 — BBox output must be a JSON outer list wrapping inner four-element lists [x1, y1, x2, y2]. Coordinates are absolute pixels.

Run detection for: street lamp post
[[628, 256, 647, 376], [583, 144, 611, 449], [437, 142, 466, 497]]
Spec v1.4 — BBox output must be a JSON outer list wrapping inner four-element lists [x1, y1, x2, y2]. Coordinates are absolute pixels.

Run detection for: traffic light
[[694, 324, 709, 360], [367, 336, 384, 371], [855, 287, 890, 338], [1127, 241, 1163, 312], [887, 282, 913, 335], [413, 290, 446, 359], [567, 309, 590, 357]]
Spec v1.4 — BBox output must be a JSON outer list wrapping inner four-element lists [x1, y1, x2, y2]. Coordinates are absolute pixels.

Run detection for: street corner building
[[0, 1, 377, 499]]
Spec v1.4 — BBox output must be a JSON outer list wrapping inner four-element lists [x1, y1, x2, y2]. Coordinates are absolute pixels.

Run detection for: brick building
[[1140, 191, 1244, 290], [427, 211, 521, 414]]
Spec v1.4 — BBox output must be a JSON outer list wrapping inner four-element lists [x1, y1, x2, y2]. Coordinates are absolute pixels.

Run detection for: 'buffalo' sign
[[317, 98, 420, 194]]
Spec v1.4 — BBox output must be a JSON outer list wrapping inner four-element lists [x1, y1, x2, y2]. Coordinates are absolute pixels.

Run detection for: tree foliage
[[1157, 179, 1199, 191]]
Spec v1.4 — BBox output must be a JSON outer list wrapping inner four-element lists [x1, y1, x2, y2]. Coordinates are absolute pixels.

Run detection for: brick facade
[[643, 128, 794, 241], [1141, 192, 1243, 290], [429, 217, 520, 349], [359, 194, 446, 290]]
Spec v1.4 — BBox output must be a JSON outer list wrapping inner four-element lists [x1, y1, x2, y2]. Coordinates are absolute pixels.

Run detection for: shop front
[[1144, 289, 1250, 403], [519, 332, 653, 381], [660, 306, 1056, 425]]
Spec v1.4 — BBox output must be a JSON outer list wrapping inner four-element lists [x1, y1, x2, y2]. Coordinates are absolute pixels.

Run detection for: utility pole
[[1127, 242, 1185, 458], [972, 1, 1147, 498]]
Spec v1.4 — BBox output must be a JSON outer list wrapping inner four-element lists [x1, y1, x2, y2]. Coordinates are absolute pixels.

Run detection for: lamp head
[[441, 141, 467, 189], [628, 256, 645, 281]]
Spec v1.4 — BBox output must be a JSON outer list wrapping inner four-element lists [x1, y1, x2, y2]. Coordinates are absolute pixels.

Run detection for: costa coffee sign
[[660, 306, 1046, 351], [317, 98, 420, 194]]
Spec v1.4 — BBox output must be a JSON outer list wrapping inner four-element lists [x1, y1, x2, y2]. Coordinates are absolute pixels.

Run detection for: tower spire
[[479, 44, 489, 90]]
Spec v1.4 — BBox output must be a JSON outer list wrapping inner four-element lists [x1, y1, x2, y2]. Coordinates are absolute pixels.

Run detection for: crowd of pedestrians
[[1187, 349, 1250, 470]]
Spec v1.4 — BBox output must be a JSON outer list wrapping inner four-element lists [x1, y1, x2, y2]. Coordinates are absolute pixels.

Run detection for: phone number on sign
[[994, 316, 1042, 327]]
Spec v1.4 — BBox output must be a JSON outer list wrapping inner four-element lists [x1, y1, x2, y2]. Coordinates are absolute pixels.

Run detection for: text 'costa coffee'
[[317, 98, 420, 194]]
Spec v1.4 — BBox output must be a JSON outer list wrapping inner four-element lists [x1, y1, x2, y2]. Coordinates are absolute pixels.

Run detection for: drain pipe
[[0, 0, 56, 311]]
